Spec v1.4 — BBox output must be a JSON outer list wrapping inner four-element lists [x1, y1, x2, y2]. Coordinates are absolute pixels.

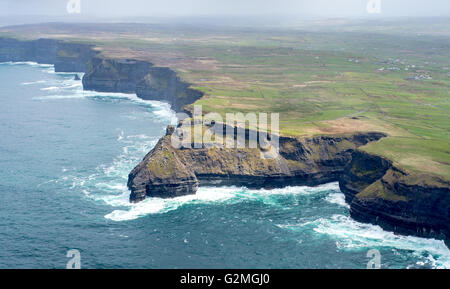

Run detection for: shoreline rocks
[[0, 37, 98, 72], [82, 56, 203, 112], [127, 125, 386, 202], [340, 150, 450, 246]]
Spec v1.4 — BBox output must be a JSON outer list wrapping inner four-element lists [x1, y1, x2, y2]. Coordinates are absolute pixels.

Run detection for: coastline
[[1, 36, 448, 248]]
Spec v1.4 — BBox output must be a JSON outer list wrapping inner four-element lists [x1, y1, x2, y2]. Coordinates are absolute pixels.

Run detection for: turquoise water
[[0, 62, 449, 269]]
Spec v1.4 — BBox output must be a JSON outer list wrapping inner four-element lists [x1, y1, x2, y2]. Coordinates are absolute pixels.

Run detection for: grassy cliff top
[[1, 20, 449, 178]]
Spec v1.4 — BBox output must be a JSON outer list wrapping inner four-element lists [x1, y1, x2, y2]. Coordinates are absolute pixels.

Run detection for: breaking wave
[[0, 61, 53, 68], [102, 183, 340, 222], [280, 214, 450, 269], [32, 72, 177, 125]]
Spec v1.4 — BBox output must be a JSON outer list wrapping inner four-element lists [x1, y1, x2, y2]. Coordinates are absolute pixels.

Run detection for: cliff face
[[54, 42, 99, 72], [127, 126, 199, 202], [82, 57, 153, 93], [82, 56, 203, 112], [0, 37, 58, 64], [340, 151, 450, 245], [136, 67, 203, 112], [1, 37, 202, 112], [0, 37, 98, 72], [130, 124, 449, 246], [128, 125, 386, 202]]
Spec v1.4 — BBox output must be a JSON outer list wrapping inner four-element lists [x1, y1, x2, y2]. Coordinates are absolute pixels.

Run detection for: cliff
[[82, 57, 153, 93], [1, 37, 202, 112], [83, 56, 203, 112], [136, 66, 203, 112], [128, 125, 386, 202], [130, 126, 449, 245], [54, 41, 99, 72], [340, 150, 450, 246], [0, 37, 98, 72]]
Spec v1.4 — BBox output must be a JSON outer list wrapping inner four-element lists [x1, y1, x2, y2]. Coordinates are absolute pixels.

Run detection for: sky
[[0, 0, 449, 18]]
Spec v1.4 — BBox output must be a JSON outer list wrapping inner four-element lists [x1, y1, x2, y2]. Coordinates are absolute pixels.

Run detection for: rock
[[0, 37, 58, 64], [0, 37, 98, 72], [128, 127, 386, 201], [136, 67, 203, 112], [54, 42, 98, 72], [82, 57, 153, 93], [340, 150, 450, 245], [339, 150, 391, 203], [128, 134, 198, 202], [74, 74, 81, 81], [166, 125, 175, 136], [82, 57, 203, 112]]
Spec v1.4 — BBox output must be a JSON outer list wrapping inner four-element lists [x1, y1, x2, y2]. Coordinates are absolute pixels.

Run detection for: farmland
[[1, 18, 449, 178]]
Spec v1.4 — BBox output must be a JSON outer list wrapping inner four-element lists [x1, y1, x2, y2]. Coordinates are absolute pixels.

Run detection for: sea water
[[0, 62, 448, 269]]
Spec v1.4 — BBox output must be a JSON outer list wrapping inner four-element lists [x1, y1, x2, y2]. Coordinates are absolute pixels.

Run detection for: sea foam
[[312, 214, 450, 269]]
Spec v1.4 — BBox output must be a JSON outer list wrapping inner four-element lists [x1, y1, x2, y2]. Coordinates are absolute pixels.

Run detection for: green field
[[2, 19, 449, 177]]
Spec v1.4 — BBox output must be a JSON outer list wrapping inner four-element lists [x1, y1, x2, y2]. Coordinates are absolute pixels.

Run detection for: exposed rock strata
[[136, 67, 203, 112], [82, 57, 153, 93], [0, 37, 98, 72], [1, 37, 203, 112], [83, 56, 203, 112], [128, 125, 386, 202], [340, 150, 450, 245]]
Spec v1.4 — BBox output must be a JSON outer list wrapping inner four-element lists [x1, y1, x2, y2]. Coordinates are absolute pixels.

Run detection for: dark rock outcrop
[[127, 126, 386, 202], [0, 37, 58, 63], [0, 37, 98, 72], [340, 150, 450, 245], [82, 57, 153, 93], [1, 37, 202, 112], [53, 41, 98, 72], [339, 150, 391, 203], [127, 126, 199, 202], [136, 67, 203, 112], [82, 56, 203, 112]]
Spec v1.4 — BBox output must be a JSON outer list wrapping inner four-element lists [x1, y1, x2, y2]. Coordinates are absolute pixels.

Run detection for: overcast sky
[[1, 0, 449, 17]]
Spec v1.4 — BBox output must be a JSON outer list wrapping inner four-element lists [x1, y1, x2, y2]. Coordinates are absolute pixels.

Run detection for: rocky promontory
[[340, 150, 450, 246], [0, 37, 98, 72], [1, 36, 449, 247], [1, 37, 203, 112], [129, 125, 450, 246], [83, 56, 203, 111], [128, 125, 386, 202]]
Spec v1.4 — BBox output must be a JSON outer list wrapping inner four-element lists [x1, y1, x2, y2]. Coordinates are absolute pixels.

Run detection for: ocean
[[0, 61, 448, 269]]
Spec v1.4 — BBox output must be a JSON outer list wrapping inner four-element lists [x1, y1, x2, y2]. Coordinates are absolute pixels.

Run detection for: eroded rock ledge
[[127, 126, 386, 202], [340, 150, 450, 246], [0, 37, 98, 72], [82, 56, 203, 112], [129, 126, 449, 245], [1, 37, 203, 112]]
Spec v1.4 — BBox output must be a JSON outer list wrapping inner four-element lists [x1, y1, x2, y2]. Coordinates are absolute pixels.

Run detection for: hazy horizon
[[1, 0, 449, 18], [0, 1, 449, 29]]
